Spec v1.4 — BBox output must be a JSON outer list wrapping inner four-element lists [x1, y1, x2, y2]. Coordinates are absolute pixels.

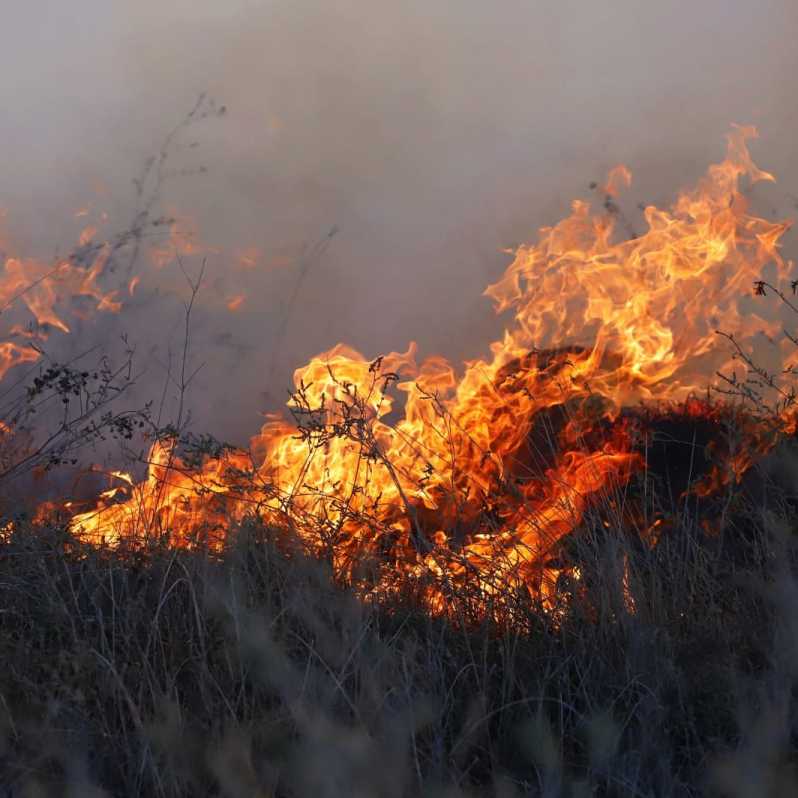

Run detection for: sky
[[2, 0, 797, 443]]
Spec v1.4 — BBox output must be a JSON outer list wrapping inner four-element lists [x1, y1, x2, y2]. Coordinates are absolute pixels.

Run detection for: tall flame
[[68, 127, 794, 615]]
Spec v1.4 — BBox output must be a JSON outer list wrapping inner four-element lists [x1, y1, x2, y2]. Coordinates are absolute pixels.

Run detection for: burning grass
[[46, 126, 798, 624], [2, 464, 798, 796], [3, 122, 798, 793]]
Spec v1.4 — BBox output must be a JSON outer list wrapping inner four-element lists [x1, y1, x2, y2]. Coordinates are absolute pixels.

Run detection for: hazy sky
[[2, 0, 797, 442]]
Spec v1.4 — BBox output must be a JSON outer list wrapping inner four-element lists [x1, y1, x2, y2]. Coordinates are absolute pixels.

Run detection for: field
[[1, 119, 798, 797], [2, 451, 798, 797]]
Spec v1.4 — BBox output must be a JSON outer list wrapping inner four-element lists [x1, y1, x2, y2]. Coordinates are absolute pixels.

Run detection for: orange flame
[[149, 212, 218, 269], [67, 127, 795, 617], [226, 294, 245, 312], [0, 204, 128, 386]]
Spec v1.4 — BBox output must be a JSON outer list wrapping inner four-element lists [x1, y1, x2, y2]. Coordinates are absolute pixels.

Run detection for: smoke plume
[[2, 0, 797, 444]]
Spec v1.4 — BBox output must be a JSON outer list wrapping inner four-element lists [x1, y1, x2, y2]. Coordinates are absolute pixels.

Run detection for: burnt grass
[[2, 444, 798, 796]]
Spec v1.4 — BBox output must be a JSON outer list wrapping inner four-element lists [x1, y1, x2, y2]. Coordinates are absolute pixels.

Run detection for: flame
[[0, 244, 121, 377], [149, 212, 218, 269], [0, 342, 40, 381], [64, 127, 796, 618], [0, 203, 135, 436], [602, 164, 633, 198], [236, 247, 260, 269], [226, 294, 246, 312], [78, 225, 98, 246], [235, 246, 294, 271]]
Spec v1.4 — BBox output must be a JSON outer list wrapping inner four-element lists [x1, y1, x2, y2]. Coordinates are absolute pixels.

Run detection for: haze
[[2, 0, 797, 444]]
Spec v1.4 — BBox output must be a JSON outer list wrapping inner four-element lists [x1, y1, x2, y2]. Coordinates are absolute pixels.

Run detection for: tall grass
[[2, 441, 798, 796]]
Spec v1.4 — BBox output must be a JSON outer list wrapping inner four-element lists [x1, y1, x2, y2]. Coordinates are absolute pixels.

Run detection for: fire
[[0, 342, 40, 381], [236, 247, 260, 269], [149, 212, 218, 269], [79, 225, 98, 246], [226, 294, 246, 312], [0, 241, 122, 379], [52, 127, 798, 616]]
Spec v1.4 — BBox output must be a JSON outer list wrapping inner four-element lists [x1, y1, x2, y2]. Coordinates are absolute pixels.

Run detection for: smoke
[[2, 0, 798, 445]]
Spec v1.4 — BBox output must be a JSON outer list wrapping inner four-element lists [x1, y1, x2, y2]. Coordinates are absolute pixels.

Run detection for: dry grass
[[2, 444, 798, 797]]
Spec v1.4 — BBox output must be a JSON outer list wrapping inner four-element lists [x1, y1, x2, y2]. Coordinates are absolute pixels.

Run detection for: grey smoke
[[2, 0, 797, 445]]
